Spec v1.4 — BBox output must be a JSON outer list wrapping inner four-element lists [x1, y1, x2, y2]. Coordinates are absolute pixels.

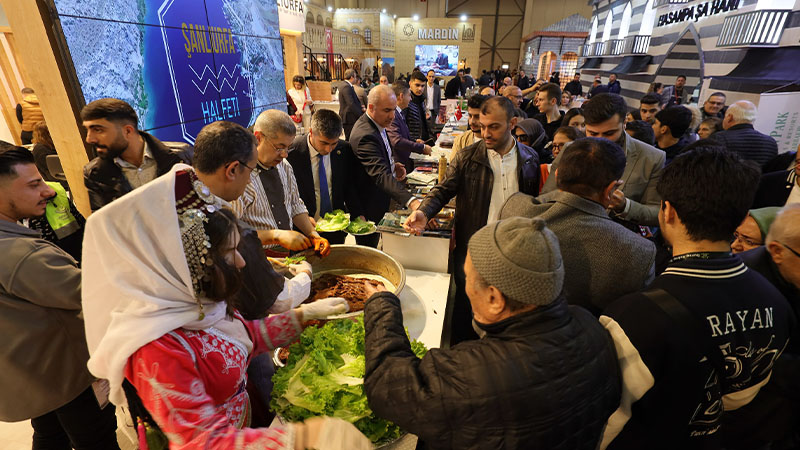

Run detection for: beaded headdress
[[175, 170, 225, 320]]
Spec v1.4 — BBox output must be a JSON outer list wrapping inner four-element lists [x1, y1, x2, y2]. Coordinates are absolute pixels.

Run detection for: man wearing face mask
[[542, 93, 666, 227], [82, 98, 191, 212]]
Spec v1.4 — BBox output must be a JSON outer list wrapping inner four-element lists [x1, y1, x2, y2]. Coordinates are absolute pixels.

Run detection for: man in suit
[[501, 138, 656, 315], [542, 93, 666, 227], [387, 81, 432, 173], [287, 109, 362, 245], [403, 97, 541, 345], [425, 70, 442, 126], [435, 50, 449, 69], [338, 69, 365, 139], [350, 85, 421, 247], [712, 100, 778, 169]]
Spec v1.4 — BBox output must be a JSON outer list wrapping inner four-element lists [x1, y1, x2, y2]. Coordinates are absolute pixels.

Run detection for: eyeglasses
[[552, 142, 568, 152], [733, 231, 762, 248], [265, 138, 290, 155], [514, 134, 529, 143], [778, 241, 800, 258], [238, 160, 261, 175]]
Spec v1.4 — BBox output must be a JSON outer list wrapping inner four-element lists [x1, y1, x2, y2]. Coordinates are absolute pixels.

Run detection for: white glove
[[288, 261, 312, 277], [293, 417, 372, 450], [297, 297, 349, 321]]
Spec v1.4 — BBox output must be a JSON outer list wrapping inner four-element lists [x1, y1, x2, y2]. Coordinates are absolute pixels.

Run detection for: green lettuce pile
[[271, 317, 427, 444], [315, 210, 351, 232]]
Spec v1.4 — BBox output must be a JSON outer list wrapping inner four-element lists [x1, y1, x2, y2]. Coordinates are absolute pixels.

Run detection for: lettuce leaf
[[315, 210, 350, 232], [271, 317, 427, 444], [346, 217, 376, 234]]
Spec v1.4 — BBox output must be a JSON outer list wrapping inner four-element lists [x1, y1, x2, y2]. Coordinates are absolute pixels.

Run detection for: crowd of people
[[1, 61, 799, 450]]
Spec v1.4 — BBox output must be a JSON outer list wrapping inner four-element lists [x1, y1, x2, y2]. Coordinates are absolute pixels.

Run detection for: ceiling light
[[382, 8, 387, 13], [393, 14, 397, 19], [460, 14, 468, 21], [413, 14, 419, 21], [327, 6, 333, 12]]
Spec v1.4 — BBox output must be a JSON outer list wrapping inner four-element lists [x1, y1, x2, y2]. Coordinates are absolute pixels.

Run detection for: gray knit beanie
[[468, 217, 564, 306]]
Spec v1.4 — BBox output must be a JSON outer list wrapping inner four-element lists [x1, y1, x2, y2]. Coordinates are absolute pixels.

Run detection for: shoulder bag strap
[[641, 288, 727, 374]]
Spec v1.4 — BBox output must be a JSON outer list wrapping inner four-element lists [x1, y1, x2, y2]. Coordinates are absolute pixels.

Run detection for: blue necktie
[[318, 154, 332, 216]]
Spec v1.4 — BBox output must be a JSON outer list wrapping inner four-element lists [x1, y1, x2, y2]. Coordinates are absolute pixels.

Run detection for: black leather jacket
[[83, 131, 191, 211], [419, 139, 540, 263], [364, 292, 622, 449]]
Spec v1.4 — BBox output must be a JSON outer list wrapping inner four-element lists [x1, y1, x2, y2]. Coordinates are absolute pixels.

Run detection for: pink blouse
[[125, 310, 302, 449]]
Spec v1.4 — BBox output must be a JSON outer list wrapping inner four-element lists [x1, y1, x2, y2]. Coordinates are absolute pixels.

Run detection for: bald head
[[765, 204, 800, 289], [480, 86, 495, 96], [503, 77, 512, 86], [367, 84, 397, 128], [767, 204, 800, 247], [724, 100, 758, 129]]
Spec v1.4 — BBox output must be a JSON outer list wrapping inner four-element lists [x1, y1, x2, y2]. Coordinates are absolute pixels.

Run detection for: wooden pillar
[[0, 0, 91, 216], [282, 33, 304, 91]]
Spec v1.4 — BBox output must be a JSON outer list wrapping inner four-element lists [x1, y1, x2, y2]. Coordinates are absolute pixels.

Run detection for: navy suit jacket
[[349, 114, 413, 222], [338, 82, 363, 137], [286, 134, 363, 218], [387, 108, 425, 173]]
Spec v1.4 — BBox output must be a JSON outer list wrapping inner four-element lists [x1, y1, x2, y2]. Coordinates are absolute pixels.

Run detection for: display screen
[[414, 45, 459, 76], [52, 0, 286, 144]]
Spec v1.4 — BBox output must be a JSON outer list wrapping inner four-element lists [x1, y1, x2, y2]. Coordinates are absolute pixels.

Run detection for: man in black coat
[[712, 100, 778, 168], [81, 98, 190, 212], [404, 97, 540, 344], [444, 70, 466, 99], [564, 72, 583, 97], [286, 109, 362, 244], [338, 69, 365, 139], [350, 85, 421, 247], [364, 216, 621, 450], [752, 152, 798, 207]]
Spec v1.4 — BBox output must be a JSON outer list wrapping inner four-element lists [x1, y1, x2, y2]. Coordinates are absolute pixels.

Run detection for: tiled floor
[[0, 419, 136, 450]]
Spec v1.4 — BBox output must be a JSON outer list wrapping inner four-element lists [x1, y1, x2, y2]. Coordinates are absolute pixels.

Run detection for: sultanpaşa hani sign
[[656, 0, 739, 27]]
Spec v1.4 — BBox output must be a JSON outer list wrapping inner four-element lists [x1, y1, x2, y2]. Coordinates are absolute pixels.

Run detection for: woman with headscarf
[[82, 165, 370, 449], [512, 118, 550, 163]]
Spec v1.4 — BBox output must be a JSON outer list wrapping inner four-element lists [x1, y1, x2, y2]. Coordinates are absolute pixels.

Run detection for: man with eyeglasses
[[231, 109, 330, 256], [725, 204, 800, 449], [700, 92, 727, 122]]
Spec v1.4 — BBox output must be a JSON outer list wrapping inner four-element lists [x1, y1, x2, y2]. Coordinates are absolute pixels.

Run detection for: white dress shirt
[[426, 84, 435, 111], [486, 140, 519, 224], [366, 114, 397, 177], [307, 136, 333, 220]]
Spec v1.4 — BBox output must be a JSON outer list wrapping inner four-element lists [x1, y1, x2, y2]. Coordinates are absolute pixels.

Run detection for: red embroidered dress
[[125, 310, 302, 449]]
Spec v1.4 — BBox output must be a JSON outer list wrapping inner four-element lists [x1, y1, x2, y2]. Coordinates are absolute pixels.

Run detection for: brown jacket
[[0, 220, 93, 421], [20, 94, 44, 132]]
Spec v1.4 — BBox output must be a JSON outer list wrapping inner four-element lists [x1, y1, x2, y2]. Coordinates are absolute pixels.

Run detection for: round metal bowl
[[305, 244, 405, 295]]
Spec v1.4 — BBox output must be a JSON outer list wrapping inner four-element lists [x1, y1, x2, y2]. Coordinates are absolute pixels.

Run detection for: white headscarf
[[82, 164, 228, 405]]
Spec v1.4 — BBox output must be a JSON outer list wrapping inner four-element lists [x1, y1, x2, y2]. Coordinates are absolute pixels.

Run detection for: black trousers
[[443, 249, 479, 347], [30, 386, 119, 450]]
